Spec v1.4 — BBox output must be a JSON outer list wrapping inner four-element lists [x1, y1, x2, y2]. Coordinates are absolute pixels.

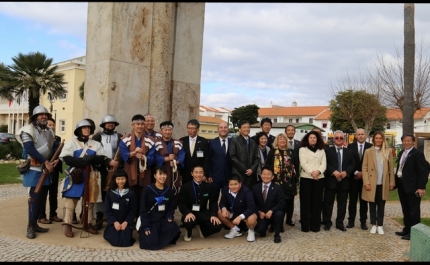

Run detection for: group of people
[[17, 105, 428, 250]]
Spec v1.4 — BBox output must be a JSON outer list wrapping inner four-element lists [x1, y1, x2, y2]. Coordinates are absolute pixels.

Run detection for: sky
[[1, 3, 430, 111]]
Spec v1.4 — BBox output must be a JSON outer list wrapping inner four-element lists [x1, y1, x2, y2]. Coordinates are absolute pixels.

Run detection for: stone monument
[[84, 2, 205, 138]]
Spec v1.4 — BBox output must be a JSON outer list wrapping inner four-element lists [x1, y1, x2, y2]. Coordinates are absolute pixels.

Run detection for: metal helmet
[[74, 119, 95, 136], [31, 105, 52, 120], [99, 114, 119, 128]]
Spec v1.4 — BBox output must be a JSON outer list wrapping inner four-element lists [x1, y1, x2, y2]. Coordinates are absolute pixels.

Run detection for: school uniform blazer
[[324, 146, 356, 191], [219, 185, 256, 218], [361, 147, 395, 202], [395, 147, 429, 195], [251, 182, 285, 214], [208, 137, 232, 182], [179, 135, 209, 182], [177, 181, 218, 217]]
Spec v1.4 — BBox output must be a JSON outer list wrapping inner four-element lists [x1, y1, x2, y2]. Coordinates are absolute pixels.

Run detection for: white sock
[[233, 226, 240, 232], [248, 229, 254, 232]]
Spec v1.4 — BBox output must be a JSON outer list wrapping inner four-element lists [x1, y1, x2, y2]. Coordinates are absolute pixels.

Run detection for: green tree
[[0, 52, 67, 119], [329, 89, 387, 136], [230, 104, 260, 129], [79, 81, 84, 100]]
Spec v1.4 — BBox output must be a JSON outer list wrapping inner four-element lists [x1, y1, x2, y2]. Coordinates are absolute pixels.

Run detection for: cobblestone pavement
[[1, 183, 429, 262]]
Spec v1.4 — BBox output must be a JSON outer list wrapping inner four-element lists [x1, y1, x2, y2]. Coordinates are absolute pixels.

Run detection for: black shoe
[[401, 234, 411, 240], [274, 235, 281, 243], [33, 222, 49, 233], [360, 223, 368, 230], [336, 225, 347, 232], [323, 225, 330, 231], [26, 225, 36, 239], [395, 231, 408, 236], [286, 220, 295, 226], [346, 222, 354, 228]]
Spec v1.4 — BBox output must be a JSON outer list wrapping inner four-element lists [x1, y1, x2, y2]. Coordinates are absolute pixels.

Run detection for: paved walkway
[[1, 183, 429, 261]]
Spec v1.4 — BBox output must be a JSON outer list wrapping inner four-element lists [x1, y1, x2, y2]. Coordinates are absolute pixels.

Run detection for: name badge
[[158, 204, 165, 211], [192, 204, 200, 211], [229, 212, 233, 219], [397, 170, 402, 177], [197, 151, 204, 158], [112, 202, 119, 210]]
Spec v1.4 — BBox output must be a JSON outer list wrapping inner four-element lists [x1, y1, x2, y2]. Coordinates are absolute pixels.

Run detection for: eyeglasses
[[335, 137, 344, 140]]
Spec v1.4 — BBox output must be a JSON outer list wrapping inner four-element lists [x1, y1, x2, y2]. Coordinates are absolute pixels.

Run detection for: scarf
[[129, 130, 146, 184], [273, 148, 296, 187]]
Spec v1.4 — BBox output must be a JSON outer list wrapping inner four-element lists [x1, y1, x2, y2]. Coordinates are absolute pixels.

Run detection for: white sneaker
[[247, 230, 255, 242], [377, 226, 384, 235], [183, 230, 192, 241], [224, 229, 242, 239], [370, 225, 377, 234]]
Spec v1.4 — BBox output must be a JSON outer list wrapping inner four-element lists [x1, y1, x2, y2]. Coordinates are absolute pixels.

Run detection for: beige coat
[[361, 147, 395, 202]]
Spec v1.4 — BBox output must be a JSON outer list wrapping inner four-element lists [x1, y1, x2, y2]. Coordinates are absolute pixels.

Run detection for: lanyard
[[229, 192, 236, 211], [192, 181, 203, 204]]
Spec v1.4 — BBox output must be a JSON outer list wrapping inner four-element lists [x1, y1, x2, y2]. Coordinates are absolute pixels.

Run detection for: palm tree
[[0, 52, 66, 119]]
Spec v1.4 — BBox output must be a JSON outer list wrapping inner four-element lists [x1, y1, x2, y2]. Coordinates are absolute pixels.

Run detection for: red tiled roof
[[199, 116, 225, 124], [386, 107, 430, 120]]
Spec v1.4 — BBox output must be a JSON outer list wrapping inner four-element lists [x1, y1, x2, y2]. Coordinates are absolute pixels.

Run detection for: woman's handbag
[[89, 167, 102, 203], [17, 159, 31, 174]]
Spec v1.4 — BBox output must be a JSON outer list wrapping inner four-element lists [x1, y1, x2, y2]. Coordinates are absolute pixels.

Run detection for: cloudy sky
[[1, 3, 430, 110]]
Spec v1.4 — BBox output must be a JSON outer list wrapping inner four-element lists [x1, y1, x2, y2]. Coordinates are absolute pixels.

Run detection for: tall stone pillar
[[84, 2, 205, 138]]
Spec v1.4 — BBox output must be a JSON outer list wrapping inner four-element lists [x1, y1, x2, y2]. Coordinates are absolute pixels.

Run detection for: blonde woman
[[362, 131, 395, 235]]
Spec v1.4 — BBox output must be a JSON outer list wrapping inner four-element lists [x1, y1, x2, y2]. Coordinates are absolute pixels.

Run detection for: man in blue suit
[[208, 121, 232, 201]]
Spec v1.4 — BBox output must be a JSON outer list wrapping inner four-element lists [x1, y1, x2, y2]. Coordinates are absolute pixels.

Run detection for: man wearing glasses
[[322, 130, 356, 232]]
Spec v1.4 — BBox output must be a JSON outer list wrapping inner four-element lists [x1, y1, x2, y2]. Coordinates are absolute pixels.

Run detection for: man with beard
[[16, 105, 59, 239], [92, 114, 122, 230]]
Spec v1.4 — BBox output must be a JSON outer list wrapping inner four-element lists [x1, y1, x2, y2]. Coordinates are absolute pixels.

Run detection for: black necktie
[[222, 139, 226, 154]]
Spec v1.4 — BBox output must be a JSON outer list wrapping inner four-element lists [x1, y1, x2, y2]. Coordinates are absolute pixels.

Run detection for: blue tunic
[[103, 188, 137, 247]]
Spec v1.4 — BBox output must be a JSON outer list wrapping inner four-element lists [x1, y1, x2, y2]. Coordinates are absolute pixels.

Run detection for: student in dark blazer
[[229, 120, 259, 188], [251, 117, 276, 149], [218, 175, 258, 242], [323, 130, 356, 232], [208, 121, 232, 201], [252, 166, 286, 243], [180, 119, 209, 185], [178, 164, 223, 242], [347, 128, 373, 230], [394, 134, 429, 240]]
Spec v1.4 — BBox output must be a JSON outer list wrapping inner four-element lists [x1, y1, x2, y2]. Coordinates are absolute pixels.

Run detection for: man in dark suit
[[394, 134, 429, 240], [251, 118, 275, 148], [178, 164, 223, 241], [229, 120, 260, 188], [285, 124, 301, 178], [346, 128, 373, 230], [180, 119, 209, 185], [323, 130, 356, 232], [208, 121, 232, 201], [252, 166, 285, 243]]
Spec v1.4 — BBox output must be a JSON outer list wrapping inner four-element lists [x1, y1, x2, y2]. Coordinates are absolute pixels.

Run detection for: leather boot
[[33, 221, 49, 233], [65, 224, 74, 238], [86, 224, 98, 235], [95, 212, 103, 230], [26, 222, 36, 239]]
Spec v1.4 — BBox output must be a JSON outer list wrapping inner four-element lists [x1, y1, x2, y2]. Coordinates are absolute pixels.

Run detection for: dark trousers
[[284, 198, 294, 222], [38, 171, 60, 219], [323, 183, 348, 227], [29, 186, 49, 222], [255, 210, 284, 237], [181, 212, 223, 238], [211, 180, 227, 202], [397, 179, 421, 234], [348, 178, 368, 225], [369, 185, 385, 226], [300, 177, 324, 232], [131, 185, 144, 220]]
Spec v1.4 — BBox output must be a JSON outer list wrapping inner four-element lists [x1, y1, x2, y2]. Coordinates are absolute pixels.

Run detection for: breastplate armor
[[101, 133, 119, 159]]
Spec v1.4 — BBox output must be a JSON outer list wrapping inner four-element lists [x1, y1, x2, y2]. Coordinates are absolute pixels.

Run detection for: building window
[[274, 118, 277, 123], [208, 130, 213, 133], [59, 83, 68, 101], [59, 119, 66, 133], [289, 119, 293, 123], [309, 118, 313, 123], [296, 119, 299, 123], [301, 130, 304, 133], [201, 130, 207, 133], [322, 123, 327, 128], [386, 122, 390, 129]]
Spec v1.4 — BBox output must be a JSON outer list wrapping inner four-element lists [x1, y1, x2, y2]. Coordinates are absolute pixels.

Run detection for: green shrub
[[0, 124, 7, 133], [0, 141, 23, 160]]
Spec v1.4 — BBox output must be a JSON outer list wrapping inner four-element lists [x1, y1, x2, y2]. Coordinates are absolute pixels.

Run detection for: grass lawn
[[0, 163, 67, 185]]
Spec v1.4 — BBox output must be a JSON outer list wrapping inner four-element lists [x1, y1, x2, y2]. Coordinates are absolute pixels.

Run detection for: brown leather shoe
[[38, 218, 52, 224], [86, 225, 98, 235], [49, 216, 63, 222], [65, 225, 74, 238]]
